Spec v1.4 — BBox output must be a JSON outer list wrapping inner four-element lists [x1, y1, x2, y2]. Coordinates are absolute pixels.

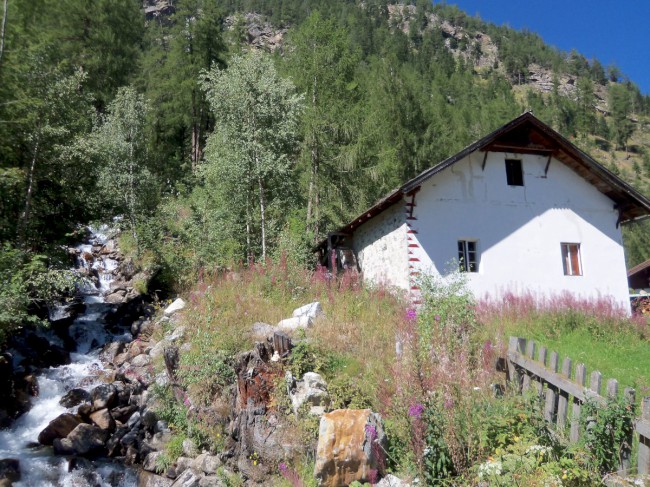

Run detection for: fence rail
[[506, 336, 649, 474]]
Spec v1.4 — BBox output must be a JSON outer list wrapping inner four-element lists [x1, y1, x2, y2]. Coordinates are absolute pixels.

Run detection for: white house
[[316, 112, 650, 310]]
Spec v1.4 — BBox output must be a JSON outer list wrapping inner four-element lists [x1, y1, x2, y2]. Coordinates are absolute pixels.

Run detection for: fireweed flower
[[405, 308, 417, 321], [408, 403, 425, 419]]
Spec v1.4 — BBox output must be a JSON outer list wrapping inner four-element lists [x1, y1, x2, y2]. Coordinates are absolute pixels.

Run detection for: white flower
[[478, 460, 503, 479]]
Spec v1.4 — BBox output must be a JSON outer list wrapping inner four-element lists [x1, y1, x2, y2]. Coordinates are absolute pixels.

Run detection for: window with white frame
[[458, 240, 478, 272], [561, 243, 582, 276]]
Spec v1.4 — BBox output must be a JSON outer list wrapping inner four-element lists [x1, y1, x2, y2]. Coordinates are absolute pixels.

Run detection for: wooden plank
[[538, 346, 547, 366], [507, 351, 605, 405], [544, 352, 560, 422], [507, 337, 526, 391], [571, 364, 586, 443], [557, 357, 572, 429], [535, 347, 547, 396], [639, 397, 650, 475], [523, 340, 536, 392], [590, 371, 602, 396], [619, 388, 635, 473], [606, 379, 618, 399]]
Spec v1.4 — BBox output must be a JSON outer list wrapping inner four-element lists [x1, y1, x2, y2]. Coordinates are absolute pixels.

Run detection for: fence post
[[585, 371, 602, 434], [523, 340, 536, 392], [544, 352, 559, 423], [535, 346, 547, 396], [557, 357, 572, 429], [507, 337, 526, 392], [618, 388, 635, 473], [606, 378, 618, 399], [570, 363, 586, 443], [638, 397, 650, 475]]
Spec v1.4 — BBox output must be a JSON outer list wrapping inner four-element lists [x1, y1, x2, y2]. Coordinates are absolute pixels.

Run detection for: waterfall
[[0, 225, 137, 486]]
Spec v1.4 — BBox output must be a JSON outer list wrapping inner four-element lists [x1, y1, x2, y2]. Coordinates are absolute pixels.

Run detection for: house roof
[[628, 259, 650, 278], [316, 112, 650, 250]]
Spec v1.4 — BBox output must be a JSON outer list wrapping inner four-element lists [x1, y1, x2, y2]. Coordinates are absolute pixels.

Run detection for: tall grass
[[176, 266, 649, 483]]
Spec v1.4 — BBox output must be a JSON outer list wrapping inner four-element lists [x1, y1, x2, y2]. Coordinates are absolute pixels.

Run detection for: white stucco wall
[[352, 201, 410, 291], [406, 151, 630, 310]]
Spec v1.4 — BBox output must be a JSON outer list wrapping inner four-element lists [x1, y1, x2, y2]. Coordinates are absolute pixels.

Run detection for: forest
[[1, 0, 650, 336]]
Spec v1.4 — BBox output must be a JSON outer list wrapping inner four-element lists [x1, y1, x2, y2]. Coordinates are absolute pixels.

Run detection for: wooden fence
[[506, 336, 650, 474]]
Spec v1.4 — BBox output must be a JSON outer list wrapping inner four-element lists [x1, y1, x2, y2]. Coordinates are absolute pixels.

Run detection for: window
[[505, 159, 524, 186], [561, 243, 582, 276], [458, 240, 478, 272]]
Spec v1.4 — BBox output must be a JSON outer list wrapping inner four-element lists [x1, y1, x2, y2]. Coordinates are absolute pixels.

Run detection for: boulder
[[59, 388, 91, 408], [169, 326, 186, 343], [292, 302, 323, 319], [37, 413, 83, 445], [138, 471, 174, 487], [143, 451, 163, 472], [0, 459, 20, 482], [171, 468, 201, 487], [286, 371, 329, 415], [106, 426, 128, 457], [250, 322, 274, 338], [172, 457, 193, 477], [131, 353, 152, 368], [89, 408, 116, 432], [111, 404, 138, 423], [182, 438, 199, 458], [142, 409, 158, 430], [276, 315, 312, 332], [192, 453, 222, 475], [127, 411, 141, 429], [164, 298, 186, 317], [314, 409, 387, 487], [375, 474, 411, 487], [100, 342, 127, 365], [105, 291, 127, 304], [53, 423, 110, 456], [91, 384, 117, 410]]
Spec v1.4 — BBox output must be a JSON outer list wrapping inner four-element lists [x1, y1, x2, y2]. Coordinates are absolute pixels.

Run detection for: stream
[[0, 226, 138, 486]]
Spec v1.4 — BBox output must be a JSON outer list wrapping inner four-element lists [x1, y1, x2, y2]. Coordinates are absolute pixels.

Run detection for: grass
[[477, 291, 650, 400], [523, 328, 650, 395], [169, 266, 650, 484]]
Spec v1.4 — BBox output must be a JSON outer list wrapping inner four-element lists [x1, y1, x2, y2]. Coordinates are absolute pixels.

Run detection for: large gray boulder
[[91, 383, 118, 410], [59, 388, 91, 408], [192, 453, 222, 475], [277, 302, 323, 331], [37, 413, 83, 445], [164, 298, 186, 317], [53, 423, 109, 456], [89, 408, 115, 432], [171, 468, 201, 487], [286, 371, 329, 416], [138, 471, 174, 487]]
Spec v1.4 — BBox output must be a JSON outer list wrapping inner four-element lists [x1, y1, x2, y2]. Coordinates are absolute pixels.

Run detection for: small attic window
[[505, 159, 524, 186]]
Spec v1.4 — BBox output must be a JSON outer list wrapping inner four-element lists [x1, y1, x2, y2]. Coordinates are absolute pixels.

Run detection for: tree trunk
[[246, 185, 252, 265], [306, 75, 319, 236], [257, 174, 266, 260], [0, 0, 7, 65], [19, 139, 38, 245]]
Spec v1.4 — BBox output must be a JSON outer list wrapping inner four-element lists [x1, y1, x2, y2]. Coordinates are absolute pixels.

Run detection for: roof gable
[[318, 112, 650, 248], [404, 112, 650, 221]]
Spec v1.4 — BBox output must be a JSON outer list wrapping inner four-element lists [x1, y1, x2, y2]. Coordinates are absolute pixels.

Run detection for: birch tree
[[74, 87, 156, 246], [201, 52, 302, 261]]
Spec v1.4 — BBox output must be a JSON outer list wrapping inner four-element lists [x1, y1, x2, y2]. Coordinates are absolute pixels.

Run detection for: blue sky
[[441, 1, 650, 94]]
